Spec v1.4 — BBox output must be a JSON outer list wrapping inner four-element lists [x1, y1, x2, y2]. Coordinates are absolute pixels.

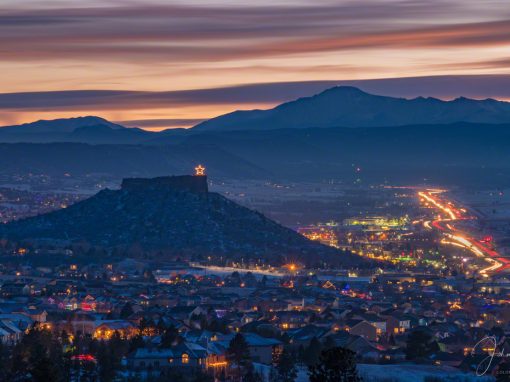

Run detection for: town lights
[[284, 263, 300, 274], [208, 361, 228, 367]]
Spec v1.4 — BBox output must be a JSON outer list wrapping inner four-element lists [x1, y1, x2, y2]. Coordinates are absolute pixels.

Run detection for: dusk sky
[[2, 0, 510, 130]]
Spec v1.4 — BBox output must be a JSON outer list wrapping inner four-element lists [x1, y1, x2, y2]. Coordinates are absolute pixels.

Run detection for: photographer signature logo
[[472, 336, 510, 376]]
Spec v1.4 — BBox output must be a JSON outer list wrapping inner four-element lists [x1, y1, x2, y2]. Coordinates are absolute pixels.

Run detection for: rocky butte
[[121, 174, 209, 193], [0, 173, 363, 267]]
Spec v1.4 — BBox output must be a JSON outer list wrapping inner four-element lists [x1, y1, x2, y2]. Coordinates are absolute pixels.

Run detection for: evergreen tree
[[226, 333, 252, 382], [275, 348, 297, 382], [0, 341, 6, 381], [269, 366, 279, 382], [120, 302, 135, 319], [60, 330, 71, 346], [110, 330, 127, 360], [10, 327, 68, 382], [191, 369, 215, 382], [297, 345, 305, 364], [31, 353, 61, 382], [205, 318, 228, 334], [497, 359, 510, 382], [9, 344, 28, 378], [160, 325, 179, 348], [156, 319, 167, 334], [322, 336, 336, 350], [303, 337, 322, 366], [138, 317, 151, 334], [129, 334, 146, 352], [280, 332, 291, 345], [97, 340, 116, 382], [244, 367, 264, 382], [308, 346, 361, 382], [49, 336, 69, 381], [405, 330, 439, 360]]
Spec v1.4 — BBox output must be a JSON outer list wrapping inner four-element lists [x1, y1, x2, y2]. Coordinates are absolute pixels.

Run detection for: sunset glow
[[1, 0, 510, 129]]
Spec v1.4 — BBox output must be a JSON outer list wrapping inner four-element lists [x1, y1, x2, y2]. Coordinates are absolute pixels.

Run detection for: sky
[[1, 0, 510, 130]]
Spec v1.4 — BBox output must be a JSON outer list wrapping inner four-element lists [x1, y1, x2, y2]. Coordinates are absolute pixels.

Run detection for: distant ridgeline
[[121, 175, 208, 193]]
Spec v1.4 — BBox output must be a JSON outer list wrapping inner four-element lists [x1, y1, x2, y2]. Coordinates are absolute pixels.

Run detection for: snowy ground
[[256, 364, 494, 382]]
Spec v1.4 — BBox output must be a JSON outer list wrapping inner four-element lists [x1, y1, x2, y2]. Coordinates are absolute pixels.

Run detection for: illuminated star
[[195, 164, 206, 176]]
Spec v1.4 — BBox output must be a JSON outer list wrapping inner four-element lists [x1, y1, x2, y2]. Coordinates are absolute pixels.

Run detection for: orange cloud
[[1, 1, 510, 127]]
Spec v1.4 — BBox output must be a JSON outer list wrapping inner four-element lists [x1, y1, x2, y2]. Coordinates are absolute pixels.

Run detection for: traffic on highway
[[419, 190, 508, 276]]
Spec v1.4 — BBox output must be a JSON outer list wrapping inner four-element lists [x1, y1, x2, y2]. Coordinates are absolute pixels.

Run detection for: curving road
[[419, 190, 508, 276]]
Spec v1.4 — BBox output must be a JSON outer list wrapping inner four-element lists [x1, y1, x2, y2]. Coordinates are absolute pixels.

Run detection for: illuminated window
[[182, 354, 189, 364]]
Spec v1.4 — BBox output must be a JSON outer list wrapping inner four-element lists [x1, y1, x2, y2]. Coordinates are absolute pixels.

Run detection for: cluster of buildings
[[0, 186, 85, 223], [0, 257, 508, 380]]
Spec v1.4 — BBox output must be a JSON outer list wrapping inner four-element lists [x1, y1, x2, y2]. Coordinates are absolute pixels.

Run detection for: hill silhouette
[[0, 175, 361, 267]]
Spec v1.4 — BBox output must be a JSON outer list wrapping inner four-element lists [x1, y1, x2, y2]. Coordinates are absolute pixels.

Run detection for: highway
[[418, 190, 508, 276]]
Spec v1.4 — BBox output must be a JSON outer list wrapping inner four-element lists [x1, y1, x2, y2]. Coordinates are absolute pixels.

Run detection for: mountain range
[[0, 175, 360, 267], [1, 86, 510, 186], [194, 86, 510, 131], [0, 116, 154, 144], [3, 87, 510, 143]]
